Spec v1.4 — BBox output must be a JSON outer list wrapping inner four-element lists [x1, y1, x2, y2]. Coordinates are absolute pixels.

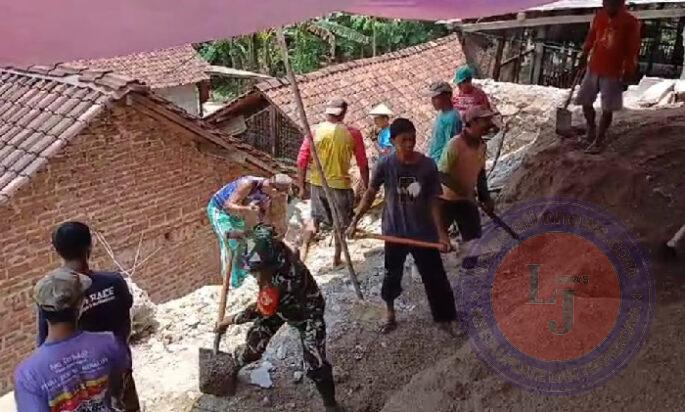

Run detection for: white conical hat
[[369, 103, 393, 116]]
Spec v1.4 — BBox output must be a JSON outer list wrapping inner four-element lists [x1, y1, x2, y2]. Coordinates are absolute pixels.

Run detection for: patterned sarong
[[207, 202, 249, 288]]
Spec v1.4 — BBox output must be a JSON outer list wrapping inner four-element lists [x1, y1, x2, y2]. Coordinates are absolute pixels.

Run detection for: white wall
[[156, 84, 200, 116]]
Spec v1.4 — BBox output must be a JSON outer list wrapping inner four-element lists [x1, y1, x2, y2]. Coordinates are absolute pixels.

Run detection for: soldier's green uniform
[[230, 238, 338, 409]]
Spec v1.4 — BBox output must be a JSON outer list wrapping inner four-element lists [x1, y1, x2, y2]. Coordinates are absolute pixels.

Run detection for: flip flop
[[584, 142, 605, 155], [379, 320, 398, 335]]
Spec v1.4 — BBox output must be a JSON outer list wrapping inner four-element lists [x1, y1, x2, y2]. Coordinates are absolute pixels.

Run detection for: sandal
[[584, 141, 605, 154], [379, 319, 398, 335]]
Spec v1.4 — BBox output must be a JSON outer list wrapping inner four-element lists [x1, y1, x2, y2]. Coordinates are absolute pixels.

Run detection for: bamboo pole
[[276, 28, 364, 300]]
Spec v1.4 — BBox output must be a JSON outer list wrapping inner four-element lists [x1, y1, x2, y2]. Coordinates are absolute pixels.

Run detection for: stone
[[293, 371, 304, 383], [126, 277, 158, 339], [249, 363, 273, 388], [276, 345, 287, 360]]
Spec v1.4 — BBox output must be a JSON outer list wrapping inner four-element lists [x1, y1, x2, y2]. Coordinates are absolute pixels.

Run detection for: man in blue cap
[[452, 65, 492, 118]]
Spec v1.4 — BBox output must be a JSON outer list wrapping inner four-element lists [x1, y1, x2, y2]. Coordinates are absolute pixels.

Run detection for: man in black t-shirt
[[348, 118, 458, 336], [37, 221, 139, 411]]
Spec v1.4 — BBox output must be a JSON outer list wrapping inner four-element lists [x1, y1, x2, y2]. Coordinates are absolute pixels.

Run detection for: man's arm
[[115, 275, 134, 342], [351, 129, 370, 189], [225, 180, 259, 218], [430, 199, 450, 252], [623, 19, 642, 81], [477, 169, 494, 213], [232, 303, 261, 325], [296, 135, 312, 196], [347, 186, 379, 236], [581, 13, 599, 64]]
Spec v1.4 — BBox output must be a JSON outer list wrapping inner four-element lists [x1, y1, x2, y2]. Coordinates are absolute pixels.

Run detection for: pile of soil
[[501, 107, 685, 248], [382, 107, 685, 411]]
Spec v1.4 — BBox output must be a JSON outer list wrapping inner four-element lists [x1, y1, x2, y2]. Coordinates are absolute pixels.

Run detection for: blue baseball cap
[[454, 66, 474, 84]]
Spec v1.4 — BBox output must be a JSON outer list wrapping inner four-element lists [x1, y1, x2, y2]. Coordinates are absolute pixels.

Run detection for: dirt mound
[[383, 300, 685, 412], [500, 108, 685, 247]]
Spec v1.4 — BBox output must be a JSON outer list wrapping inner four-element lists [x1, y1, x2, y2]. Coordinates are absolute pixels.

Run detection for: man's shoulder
[[90, 271, 127, 287]]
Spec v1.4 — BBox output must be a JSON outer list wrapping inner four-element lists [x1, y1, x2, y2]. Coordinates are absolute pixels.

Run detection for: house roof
[[256, 34, 465, 151], [530, 0, 685, 11], [73, 44, 211, 89], [0, 64, 288, 206]]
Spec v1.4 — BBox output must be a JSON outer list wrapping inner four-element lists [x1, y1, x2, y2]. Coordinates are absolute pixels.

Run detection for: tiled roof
[[74, 44, 211, 89], [257, 34, 465, 151], [0, 65, 289, 206]]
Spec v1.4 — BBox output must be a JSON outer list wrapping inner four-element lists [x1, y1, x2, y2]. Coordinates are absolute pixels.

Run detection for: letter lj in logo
[[527, 264, 575, 336]]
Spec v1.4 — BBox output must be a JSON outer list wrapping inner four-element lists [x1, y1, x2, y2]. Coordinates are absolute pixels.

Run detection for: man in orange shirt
[[576, 0, 641, 154], [297, 98, 370, 266]]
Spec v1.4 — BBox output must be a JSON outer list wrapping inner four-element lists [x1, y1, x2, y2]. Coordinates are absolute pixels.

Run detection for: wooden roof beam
[[456, 7, 685, 32]]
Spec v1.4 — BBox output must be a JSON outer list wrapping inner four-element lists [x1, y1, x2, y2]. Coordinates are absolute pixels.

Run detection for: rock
[[293, 371, 304, 383], [249, 363, 273, 388], [353, 344, 365, 361], [126, 277, 158, 339], [276, 346, 287, 360], [639, 80, 676, 107], [261, 396, 271, 406]]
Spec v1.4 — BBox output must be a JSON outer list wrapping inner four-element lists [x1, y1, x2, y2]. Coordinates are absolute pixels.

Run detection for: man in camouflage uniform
[[215, 225, 342, 412]]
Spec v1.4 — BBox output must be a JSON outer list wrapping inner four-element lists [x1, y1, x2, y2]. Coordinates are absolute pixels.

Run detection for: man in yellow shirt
[[438, 107, 496, 269], [297, 98, 370, 266]]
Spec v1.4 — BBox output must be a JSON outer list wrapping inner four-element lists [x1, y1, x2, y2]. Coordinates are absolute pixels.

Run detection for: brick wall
[[0, 102, 264, 393]]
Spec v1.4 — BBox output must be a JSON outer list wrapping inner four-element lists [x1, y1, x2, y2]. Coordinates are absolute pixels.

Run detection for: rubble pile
[[126, 277, 158, 340]]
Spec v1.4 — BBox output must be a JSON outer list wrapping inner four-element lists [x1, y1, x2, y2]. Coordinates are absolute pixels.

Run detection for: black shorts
[[441, 199, 482, 242], [310, 185, 354, 228]]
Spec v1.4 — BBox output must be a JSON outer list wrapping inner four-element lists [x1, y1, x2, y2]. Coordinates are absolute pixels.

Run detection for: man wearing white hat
[[369, 103, 394, 158], [297, 98, 369, 267]]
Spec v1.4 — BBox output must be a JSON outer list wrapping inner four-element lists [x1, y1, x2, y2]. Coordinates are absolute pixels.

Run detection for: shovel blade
[[555, 108, 573, 137], [198, 348, 237, 396]]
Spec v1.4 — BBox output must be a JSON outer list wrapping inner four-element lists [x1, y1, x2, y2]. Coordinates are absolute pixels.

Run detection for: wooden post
[[532, 42, 545, 85], [269, 106, 278, 157], [276, 28, 364, 300], [493, 36, 506, 81], [647, 20, 662, 77]]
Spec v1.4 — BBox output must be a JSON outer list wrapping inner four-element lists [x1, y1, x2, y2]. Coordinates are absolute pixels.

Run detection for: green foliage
[[197, 14, 449, 100]]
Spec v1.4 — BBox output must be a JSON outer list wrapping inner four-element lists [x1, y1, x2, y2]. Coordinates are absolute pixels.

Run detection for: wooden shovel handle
[[214, 250, 233, 353], [356, 230, 444, 250]]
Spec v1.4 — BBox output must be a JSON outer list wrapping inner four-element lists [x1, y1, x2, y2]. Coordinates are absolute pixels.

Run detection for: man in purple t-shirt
[[14, 267, 128, 412]]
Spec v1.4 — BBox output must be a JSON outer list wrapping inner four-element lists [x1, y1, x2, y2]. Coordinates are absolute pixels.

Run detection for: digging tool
[[478, 202, 521, 241], [355, 229, 448, 251], [661, 223, 685, 260], [556, 68, 585, 138], [199, 249, 236, 396]]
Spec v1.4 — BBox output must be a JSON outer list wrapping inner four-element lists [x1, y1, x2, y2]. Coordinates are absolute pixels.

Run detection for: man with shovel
[[438, 107, 497, 270], [576, 0, 640, 154], [214, 225, 343, 412], [347, 118, 458, 335]]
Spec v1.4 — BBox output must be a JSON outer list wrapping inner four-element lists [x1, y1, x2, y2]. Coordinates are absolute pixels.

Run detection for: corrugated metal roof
[[530, 0, 685, 11]]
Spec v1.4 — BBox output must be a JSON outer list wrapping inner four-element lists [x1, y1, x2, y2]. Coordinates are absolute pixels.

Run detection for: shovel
[[199, 250, 237, 396], [355, 229, 448, 251], [478, 202, 521, 242], [556, 69, 584, 138]]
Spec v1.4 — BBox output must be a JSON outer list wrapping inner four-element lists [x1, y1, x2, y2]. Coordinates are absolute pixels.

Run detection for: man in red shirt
[[576, 0, 641, 154], [452, 65, 491, 117]]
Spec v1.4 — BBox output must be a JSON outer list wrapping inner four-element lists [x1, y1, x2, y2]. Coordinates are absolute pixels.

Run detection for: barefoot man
[[576, 0, 640, 154]]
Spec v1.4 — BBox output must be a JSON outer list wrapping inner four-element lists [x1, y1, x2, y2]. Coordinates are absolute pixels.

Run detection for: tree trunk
[[250, 33, 259, 70]]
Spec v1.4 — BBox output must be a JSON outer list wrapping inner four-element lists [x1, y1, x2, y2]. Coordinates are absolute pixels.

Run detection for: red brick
[[0, 102, 264, 392]]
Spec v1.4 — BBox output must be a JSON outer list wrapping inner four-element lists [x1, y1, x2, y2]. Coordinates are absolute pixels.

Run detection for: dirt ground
[[130, 101, 685, 412]]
